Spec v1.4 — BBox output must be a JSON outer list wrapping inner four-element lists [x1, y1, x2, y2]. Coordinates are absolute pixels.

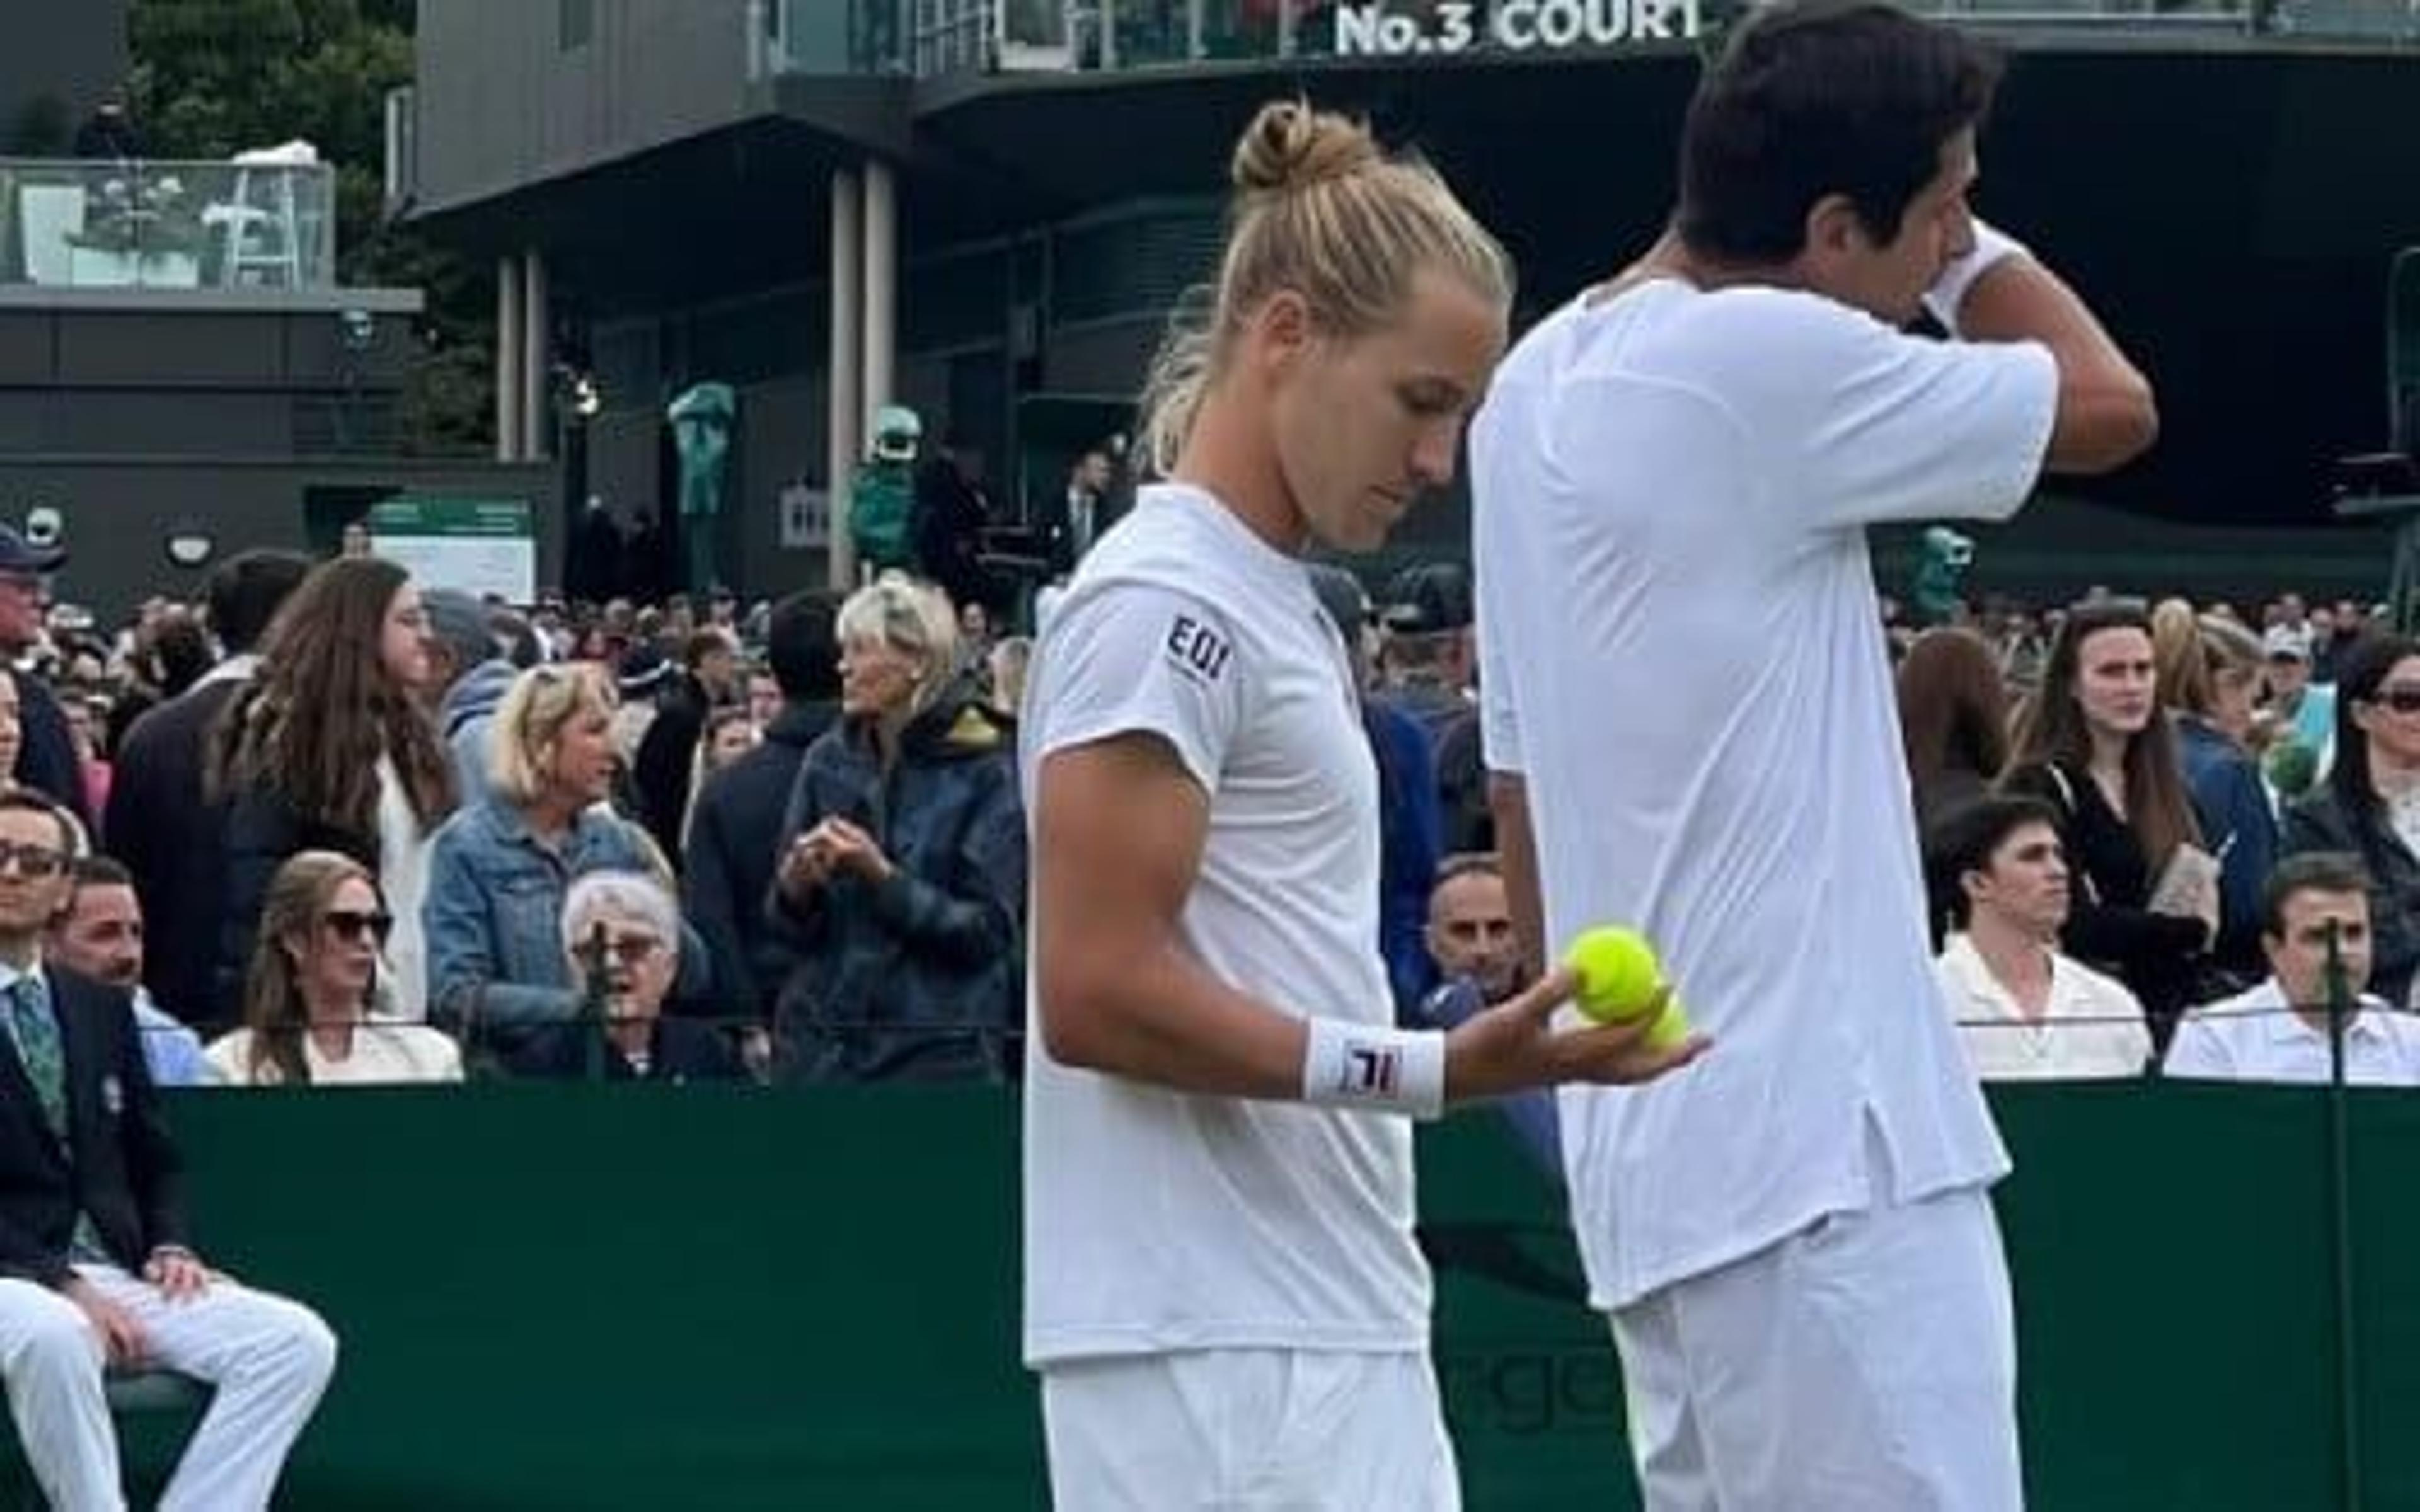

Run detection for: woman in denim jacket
[[423, 663, 704, 1068], [770, 573, 1026, 1083]]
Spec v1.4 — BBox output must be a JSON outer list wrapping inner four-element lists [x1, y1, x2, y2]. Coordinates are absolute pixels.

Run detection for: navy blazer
[[0, 966, 187, 1288]]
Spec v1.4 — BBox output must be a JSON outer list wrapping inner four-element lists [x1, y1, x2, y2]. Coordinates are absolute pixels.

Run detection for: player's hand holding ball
[[1443, 925, 1707, 1105]]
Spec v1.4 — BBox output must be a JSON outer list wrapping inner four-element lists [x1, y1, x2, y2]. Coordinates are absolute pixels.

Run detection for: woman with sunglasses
[[2000, 598, 2216, 1045], [2278, 633, 2420, 1004], [205, 850, 462, 1085]]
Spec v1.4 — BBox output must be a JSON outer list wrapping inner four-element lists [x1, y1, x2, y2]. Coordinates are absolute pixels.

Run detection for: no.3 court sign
[[1332, 0, 1704, 57]]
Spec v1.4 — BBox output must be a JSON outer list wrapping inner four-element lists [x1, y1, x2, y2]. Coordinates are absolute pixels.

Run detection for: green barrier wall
[[37, 1080, 2420, 1509]]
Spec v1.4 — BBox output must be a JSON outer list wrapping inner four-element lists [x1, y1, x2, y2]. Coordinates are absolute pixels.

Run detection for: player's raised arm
[[1940, 233, 2158, 475]]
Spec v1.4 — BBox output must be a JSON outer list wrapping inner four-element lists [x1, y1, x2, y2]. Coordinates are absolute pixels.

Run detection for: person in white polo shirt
[[1468, 4, 2158, 1506], [1018, 101, 1704, 1511], [2164, 851, 2420, 1085], [1928, 794, 2154, 1081]]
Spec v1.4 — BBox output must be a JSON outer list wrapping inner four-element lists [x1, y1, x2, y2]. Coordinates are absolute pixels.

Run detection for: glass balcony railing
[[0, 158, 337, 294], [762, 0, 2414, 79]]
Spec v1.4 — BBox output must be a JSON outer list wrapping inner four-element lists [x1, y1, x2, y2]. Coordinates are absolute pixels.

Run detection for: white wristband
[[1922, 219, 2030, 338], [1302, 1017, 1447, 1121]]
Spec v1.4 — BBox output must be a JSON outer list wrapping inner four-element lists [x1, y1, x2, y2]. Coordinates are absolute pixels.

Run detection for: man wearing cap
[[1376, 563, 1489, 855], [2262, 623, 2336, 774], [0, 526, 92, 827]]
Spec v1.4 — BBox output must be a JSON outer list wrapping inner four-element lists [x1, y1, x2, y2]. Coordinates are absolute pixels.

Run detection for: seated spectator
[[0, 792, 337, 1509], [424, 665, 702, 1068], [1927, 796, 2152, 1081], [2278, 634, 2420, 1004], [47, 857, 212, 1087], [206, 851, 461, 1086], [2155, 608, 2276, 984], [1898, 626, 2011, 835], [517, 871, 743, 1084], [770, 573, 1024, 1083], [2165, 852, 2420, 1085], [1409, 854, 1562, 1179]]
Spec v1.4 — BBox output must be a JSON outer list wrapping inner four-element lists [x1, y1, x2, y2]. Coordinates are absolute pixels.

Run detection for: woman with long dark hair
[[1897, 626, 2011, 832], [2279, 633, 2420, 1003], [208, 558, 458, 1023], [2001, 598, 2215, 1040]]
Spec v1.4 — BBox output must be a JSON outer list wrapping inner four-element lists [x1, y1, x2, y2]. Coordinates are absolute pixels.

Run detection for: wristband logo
[[1345, 1041, 1401, 1096]]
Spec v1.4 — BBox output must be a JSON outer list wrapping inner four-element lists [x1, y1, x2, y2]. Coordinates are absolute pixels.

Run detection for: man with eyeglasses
[[0, 525, 92, 827], [0, 791, 337, 1506]]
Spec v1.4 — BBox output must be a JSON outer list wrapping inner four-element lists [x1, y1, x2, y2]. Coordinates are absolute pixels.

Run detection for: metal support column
[[827, 169, 865, 590], [496, 255, 524, 461], [522, 251, 551, 460]]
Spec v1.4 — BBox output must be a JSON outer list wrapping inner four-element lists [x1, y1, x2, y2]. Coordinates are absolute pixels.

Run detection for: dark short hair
[[1923, 794, 2061, 928], [765, 590, 842, 702], [69, 854, 131, 891], [2262, 852, 2373, 939], [204, 549, 312, 656], [0, 791, 77, 859], [1676, 1, 2003, 263]]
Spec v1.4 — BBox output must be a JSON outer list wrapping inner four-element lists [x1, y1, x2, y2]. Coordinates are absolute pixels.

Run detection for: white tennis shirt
[[1020, 484, 1428, 1366], [1470, 280, 2060, 1309]]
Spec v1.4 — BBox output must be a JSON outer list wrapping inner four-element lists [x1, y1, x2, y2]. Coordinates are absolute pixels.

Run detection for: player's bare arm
[[1036, 734, 1703, 1107], [1956, 255, 2157, 475]]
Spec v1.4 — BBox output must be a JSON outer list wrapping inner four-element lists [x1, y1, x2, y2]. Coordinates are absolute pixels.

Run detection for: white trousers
[[1041, 1348, 1460, 1511], [0, 1264, 337, 1512], [1610, 1184, 2022, 1512]]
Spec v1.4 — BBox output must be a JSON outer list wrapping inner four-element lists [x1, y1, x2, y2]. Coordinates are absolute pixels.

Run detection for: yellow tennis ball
[[1564, 927, 1661, 1022], [1564, 926, 1695, 1051]]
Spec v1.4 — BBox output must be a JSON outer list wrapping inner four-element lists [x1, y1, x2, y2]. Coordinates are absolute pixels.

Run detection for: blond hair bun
[[1231, 100, 1381, 199]]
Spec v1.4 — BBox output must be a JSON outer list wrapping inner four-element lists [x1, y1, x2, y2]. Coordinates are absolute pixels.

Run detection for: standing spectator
[[47, 857, 213, 1087], [2278, 634, 2420, 1005], [683, 590, 841, 1033], [0, 792, 338, 1509], [1039, 447, 1119, 578], [769, 573, 1025, 1083], [103, 549, 309, 1034], [2003, 600, 2215, 1043], [630, 627, 742, 862], [0, 525, 91, 827], [423, 665, 701, 1068], [424, 588, 517, 806], [206, 851, 462, 1086], [208, 559, 458, 1024]]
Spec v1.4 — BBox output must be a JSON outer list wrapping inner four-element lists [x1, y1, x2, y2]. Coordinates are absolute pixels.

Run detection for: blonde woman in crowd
[[207, 850, 463, 1085], [770, 571, 1025, 1083], [423, 662, 703, 1069], [209, 558, 457, 1024], [2155, 604, 2277, 980]]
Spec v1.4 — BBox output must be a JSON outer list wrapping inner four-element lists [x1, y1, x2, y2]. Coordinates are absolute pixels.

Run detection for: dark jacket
[[631, 671, 715, 863], [0, 969, 186, 1289], [1368, 698, 1443, 1018], [216, 781, 379, 1027], [102, 672, 246, 1029], [681, 700, 837, 1024], [769, 676, 1025, 1084], [2001, 759, 2210, 1041], [13, 671, 91, 828], [2281, 784, 2420, 1005], [512, 1016, 746, 1084]]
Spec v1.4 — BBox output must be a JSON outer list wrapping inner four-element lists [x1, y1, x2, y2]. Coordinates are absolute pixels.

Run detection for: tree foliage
[[129, 0, 491, 454]]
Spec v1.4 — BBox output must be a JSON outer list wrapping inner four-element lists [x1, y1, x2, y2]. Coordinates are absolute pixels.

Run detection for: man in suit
[[1038, 447, 1119, 580], [102, 550, 310, 1034], [0, 791, 336, 1508], [681, 590, 841, 1033]]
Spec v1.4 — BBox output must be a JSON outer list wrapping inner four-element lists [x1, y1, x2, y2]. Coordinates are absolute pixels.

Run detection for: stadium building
[[403, 0, 2420, 606]]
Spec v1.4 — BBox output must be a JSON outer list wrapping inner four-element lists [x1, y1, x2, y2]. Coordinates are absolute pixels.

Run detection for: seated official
[[207, 850, 463, 1087], [518, 870, 743, 1084], [2164, 850, 2420, 1085], [0, 792, 338, 1508], [1927, 796, 2153, 1081]]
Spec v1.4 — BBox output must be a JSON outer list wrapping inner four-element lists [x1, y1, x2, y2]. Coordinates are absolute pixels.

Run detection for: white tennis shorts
[[1040, 1347, 1461, 1511], [1610, 1182, 2023, 1511]]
